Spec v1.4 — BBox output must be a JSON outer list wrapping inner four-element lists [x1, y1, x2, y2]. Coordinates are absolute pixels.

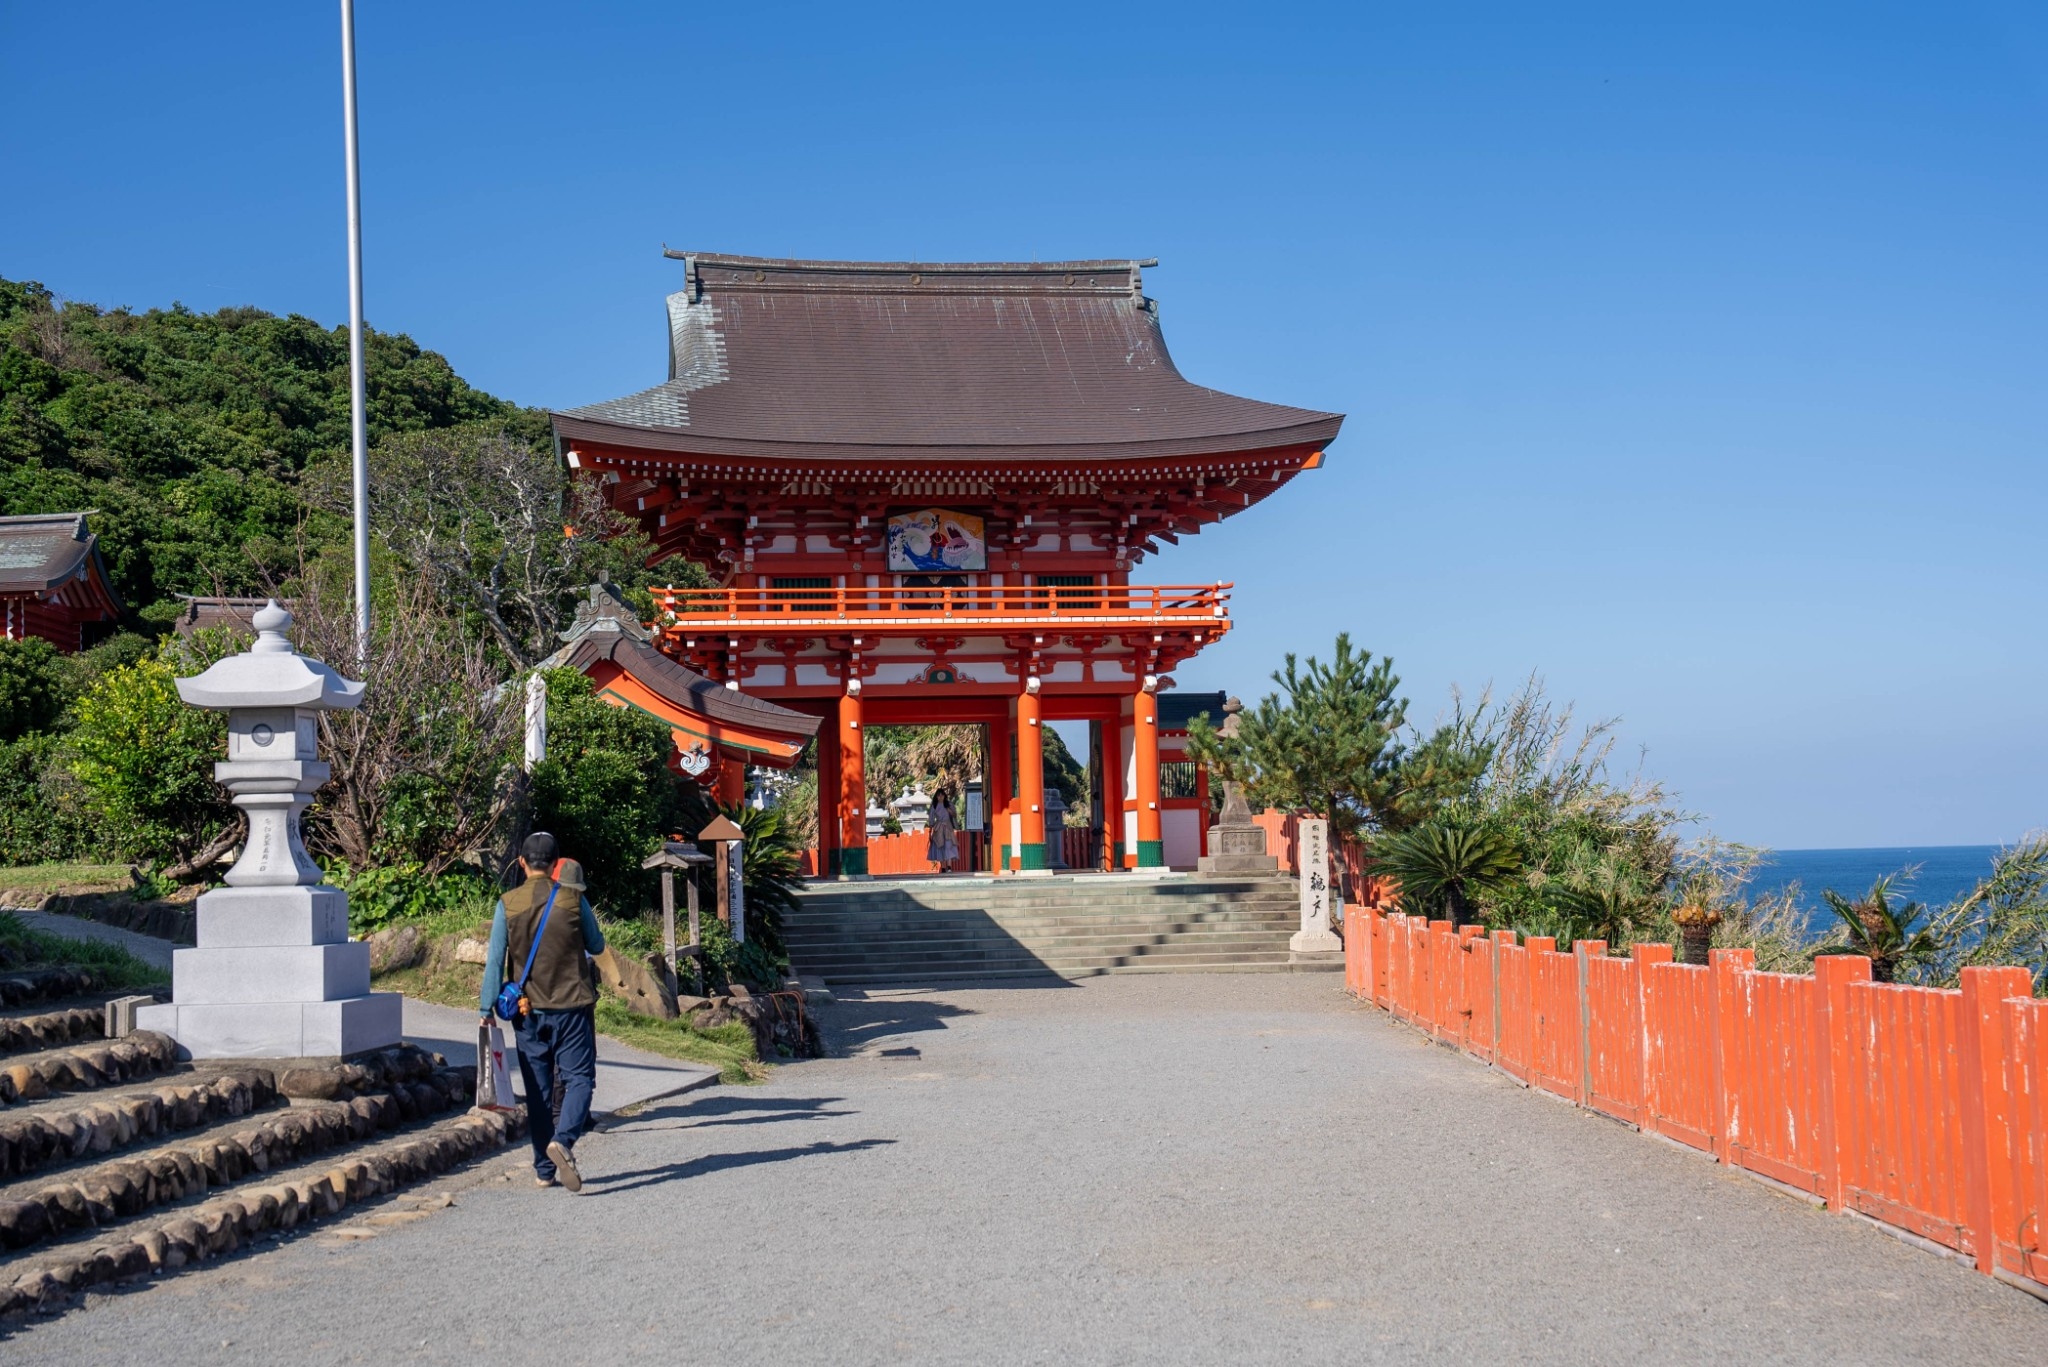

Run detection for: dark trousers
[[514, 1005, 596, 1178]]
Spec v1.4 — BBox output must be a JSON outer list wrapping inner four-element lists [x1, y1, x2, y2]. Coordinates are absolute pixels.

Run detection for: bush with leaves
[[529, 668, 693, 913], [0, 732, 97, 864], [0, 638, 69, 741], [1186, 634, 1488, 840], [64, 632, 240, 876]]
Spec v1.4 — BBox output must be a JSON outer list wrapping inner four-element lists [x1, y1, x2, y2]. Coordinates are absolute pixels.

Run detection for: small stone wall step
[[785, 927, 1299, 954], [0, 1030, 180, 1109], [0, 1005, 108, 1060], [1, 1103, 524, 1319], [0, 1065, 475, 1267], [790, 941, 1300, 973], [0, 1065, 284, 1186], [0, 969, 112, 1014]]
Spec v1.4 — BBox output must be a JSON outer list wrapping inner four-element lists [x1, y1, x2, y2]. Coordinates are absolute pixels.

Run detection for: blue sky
[[4, 2, 2045, 849]]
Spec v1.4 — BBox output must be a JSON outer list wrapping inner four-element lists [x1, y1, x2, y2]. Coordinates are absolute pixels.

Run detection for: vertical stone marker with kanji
[[1290, 817, 1342, 953], [136, 601, 402, 1058]]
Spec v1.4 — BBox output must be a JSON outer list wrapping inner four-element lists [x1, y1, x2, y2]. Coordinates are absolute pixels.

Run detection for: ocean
[[1750, 845, 2004, 933]]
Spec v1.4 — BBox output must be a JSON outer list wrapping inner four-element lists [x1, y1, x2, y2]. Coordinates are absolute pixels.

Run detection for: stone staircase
[[784, 875, 1339, 985], [0, 969, 523, 1319]]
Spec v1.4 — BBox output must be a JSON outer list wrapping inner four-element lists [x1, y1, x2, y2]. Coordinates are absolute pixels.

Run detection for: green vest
[[502, 874, 597, 1012]]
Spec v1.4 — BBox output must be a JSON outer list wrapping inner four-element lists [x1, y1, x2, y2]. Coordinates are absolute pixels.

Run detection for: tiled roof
[[540, 585, 820, 741], [0, 513, 120, 605], [553, 254, 1343, 463]]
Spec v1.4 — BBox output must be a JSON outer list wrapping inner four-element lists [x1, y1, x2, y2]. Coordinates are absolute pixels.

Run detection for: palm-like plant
[[1373, 820, 1521, 927], [1819, 875, 1937, 983]]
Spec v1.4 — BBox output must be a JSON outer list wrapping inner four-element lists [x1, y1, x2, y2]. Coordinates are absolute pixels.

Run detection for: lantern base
[[135, 992, 401, 1060]]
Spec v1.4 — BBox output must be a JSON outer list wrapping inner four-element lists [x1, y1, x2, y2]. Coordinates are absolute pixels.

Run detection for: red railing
[[1346, 905, 2048, 1296], [652, 583, 1230, 626]]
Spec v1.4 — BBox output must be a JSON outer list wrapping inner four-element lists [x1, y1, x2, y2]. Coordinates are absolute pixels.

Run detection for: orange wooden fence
[[1345, 904, 2048, 1298]]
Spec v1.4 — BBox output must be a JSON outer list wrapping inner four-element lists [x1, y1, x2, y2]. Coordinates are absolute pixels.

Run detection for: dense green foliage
[[530, 669, 695, 912], [1186, 634, 1488, 840], [0, 276, 539, 623], [0, 639, 69, 740]]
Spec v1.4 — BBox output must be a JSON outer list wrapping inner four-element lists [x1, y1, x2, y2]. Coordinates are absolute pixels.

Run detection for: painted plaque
[[887, 509, 986, 573]]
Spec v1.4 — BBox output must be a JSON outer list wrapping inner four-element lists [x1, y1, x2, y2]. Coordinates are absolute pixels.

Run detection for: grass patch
[[0, 863, 136, 898], [0, 909, 166, 991], [593, 997, 764, 1084], [365, 909, 764, 1084]]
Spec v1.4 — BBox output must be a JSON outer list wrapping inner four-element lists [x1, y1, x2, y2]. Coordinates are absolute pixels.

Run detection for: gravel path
[[4, 974, 2040, 1364]]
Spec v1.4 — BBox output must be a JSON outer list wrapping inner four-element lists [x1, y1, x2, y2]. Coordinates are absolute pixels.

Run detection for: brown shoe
[[546, 1140, 581, 1192]]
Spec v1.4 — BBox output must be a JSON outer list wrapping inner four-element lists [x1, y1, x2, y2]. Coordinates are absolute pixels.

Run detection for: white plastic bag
[[478, 1020, 518, 1110]]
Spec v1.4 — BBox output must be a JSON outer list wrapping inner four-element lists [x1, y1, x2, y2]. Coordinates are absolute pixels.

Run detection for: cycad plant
[[1818, 875, 1937, 984], [1373, 820, 1521, 927]]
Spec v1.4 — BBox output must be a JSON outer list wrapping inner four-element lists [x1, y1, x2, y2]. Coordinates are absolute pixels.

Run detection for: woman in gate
[[928, 787, 960, 872]]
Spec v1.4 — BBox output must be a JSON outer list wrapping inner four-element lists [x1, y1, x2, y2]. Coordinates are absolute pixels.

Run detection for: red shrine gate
[[551, 254, 1342, 877]]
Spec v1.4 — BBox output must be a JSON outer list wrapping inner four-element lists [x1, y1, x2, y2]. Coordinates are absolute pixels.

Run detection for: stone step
[[0, 1005, 109, 1060], [786, 916, 1302, 940], [0, 1067, 283, 1186], [821, 958, 1337, 985], [790, 890, 1297, 913], [0, 1031, 181, 1108], [0, 969, 109, 1013], [0, 1065, 472, 1264], [2, 1103, 524, 1317], [789, 930, 1301, 963]]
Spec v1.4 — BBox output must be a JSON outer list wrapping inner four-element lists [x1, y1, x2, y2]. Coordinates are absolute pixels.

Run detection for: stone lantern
[[136, 602, 402, 1058]]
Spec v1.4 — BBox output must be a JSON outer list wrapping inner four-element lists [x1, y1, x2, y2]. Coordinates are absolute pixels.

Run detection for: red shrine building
[[552, 253, 1341, 877], [0, 513, 122, 651]]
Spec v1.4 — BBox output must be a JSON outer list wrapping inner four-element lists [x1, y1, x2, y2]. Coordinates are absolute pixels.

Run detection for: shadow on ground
[[583, 1139, 897, 1196]]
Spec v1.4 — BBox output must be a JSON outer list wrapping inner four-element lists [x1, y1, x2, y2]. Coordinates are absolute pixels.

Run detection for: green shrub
[[65, 651, 233, 868], [0, 638, 70, 741], [0, 732, 96, 864], [529, 669, 692, 913], [323, 859, 498, 935]]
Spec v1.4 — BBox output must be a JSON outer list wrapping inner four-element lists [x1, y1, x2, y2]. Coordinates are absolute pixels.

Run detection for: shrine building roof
[[0, 513, 120, 603], [552, 254, 1344, 464]]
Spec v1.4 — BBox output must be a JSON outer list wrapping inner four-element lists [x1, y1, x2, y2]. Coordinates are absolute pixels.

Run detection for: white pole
[[340, 0, 371, 660]]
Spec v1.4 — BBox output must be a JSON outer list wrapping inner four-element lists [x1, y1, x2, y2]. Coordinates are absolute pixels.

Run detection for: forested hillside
[[0, 276, 544, 626]]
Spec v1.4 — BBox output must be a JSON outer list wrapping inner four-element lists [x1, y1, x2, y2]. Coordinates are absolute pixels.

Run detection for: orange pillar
[[714, 755, 746, 810], [835, 688, 868, 877], [814, 728, 838, 879], [1015, 686, 1046, 871], [1133, 684, 1164, 868]]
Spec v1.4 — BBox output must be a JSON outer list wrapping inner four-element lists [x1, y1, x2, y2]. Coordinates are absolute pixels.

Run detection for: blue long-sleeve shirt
[[480, 892, 605, 1014]]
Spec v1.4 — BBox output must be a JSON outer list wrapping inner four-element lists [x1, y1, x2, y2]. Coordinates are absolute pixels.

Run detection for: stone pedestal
[[1197, 779, 1279, 877], [132, 601, 401, 1060], [137, 886, 400, 1058]]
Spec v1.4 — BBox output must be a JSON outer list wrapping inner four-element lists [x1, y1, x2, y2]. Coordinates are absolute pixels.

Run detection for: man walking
[[481, 831, 606, 1191]]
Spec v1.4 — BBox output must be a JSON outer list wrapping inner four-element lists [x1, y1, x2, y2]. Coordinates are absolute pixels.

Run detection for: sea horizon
[[1747, 844, 2006, 927]]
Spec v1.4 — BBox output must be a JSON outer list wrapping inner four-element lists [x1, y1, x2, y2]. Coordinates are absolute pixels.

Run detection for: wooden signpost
[[641, 840, 713, 994], [699, 814, 746, 945]]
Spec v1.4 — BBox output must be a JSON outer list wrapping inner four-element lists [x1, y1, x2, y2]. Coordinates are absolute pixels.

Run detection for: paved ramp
[[8, 974, 2038, 1363]]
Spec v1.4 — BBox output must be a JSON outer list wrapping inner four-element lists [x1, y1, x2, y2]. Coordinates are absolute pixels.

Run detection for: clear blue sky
[[4, 2, 2045, 850]]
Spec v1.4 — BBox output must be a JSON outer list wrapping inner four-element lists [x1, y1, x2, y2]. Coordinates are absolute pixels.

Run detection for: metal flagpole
[[340, 0, 371, 659]]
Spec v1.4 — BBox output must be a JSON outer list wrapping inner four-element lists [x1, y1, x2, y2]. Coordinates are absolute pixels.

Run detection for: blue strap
[[513, 883, 561, 995]]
